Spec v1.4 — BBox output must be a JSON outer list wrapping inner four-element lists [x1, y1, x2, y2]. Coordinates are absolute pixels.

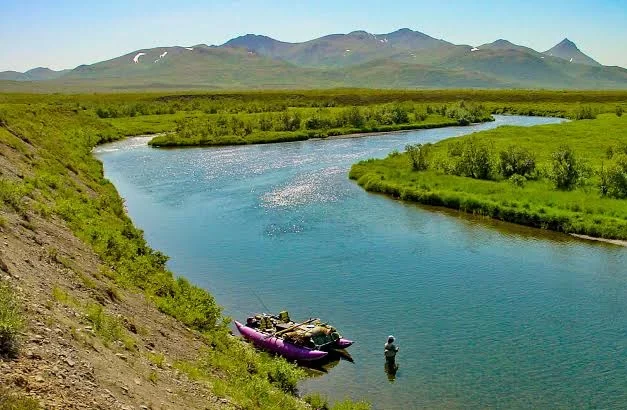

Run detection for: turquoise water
[[95, 116, 627, 409]]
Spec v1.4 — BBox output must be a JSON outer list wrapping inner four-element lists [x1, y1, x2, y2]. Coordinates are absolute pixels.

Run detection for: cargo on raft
[[235, 311, 353, 362]]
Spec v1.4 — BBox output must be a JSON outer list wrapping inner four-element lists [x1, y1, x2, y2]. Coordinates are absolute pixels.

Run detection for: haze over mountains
[[2, 28, 626, 90]]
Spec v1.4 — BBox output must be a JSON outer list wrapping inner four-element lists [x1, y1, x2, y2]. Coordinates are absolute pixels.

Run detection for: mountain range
[[2, 29, 626, 90]]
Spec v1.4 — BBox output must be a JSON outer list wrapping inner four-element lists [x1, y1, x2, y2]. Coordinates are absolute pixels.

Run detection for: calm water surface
[[95, 116, 627, 409]]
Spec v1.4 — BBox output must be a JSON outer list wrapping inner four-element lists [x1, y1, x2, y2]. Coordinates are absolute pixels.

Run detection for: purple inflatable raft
[[235, 311, 353, 361], [235, 321, 328, 361]]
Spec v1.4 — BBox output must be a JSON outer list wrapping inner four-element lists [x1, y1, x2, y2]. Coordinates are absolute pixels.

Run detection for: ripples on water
[[262, 167, 345, 208], [95, 117, 627, 409]]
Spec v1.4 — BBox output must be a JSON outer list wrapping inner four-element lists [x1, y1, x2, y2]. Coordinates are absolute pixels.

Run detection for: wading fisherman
[[384, 335, 399, 367]]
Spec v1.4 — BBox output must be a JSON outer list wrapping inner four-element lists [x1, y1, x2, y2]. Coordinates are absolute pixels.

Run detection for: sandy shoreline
[[570, 234, 627, 247], [319, 128, 426, 141]]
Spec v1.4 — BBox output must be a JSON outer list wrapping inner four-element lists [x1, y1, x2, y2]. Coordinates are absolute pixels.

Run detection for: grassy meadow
[[350, 113, 627, 240]]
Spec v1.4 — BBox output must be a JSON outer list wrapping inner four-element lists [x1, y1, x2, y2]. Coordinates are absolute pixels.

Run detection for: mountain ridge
[[1, 29, 625, 90], [543, 38, 601, 66]]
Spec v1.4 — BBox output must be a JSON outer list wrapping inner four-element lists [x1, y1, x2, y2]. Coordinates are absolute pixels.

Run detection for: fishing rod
[[251, 289, 272, 313]]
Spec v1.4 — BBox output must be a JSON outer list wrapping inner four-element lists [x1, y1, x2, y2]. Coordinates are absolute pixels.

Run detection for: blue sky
[[1, 0, 626, 71]]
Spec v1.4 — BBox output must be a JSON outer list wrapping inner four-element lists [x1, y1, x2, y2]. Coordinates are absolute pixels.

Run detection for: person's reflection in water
[[384, 360, 398, 381]]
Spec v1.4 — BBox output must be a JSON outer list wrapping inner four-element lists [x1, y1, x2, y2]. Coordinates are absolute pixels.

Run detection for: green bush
[[405, 143, 432, 171], [0, 180, 27, 212], [153, 277, 222, 332], [549, 145, 583, 190], [509, 174, 527, 188], [449, 138, 494, 180], [499, 145, 537, 178], [603, 154, 627, 198], [617, 106, 624, 117], [0, 283, 22, 358], [575, 106, 597, 120]]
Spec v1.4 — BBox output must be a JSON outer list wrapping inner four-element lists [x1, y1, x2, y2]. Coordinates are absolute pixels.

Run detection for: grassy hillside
[[350, 112, 627, 240], [0, 93, 369, 409]]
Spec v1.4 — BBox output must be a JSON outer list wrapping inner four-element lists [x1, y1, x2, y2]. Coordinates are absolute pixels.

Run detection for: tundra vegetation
[[350, 112, 627, 240], [3, 89, 620, 144], [0, 90, 626, 408], [0, 282, 22, 359]]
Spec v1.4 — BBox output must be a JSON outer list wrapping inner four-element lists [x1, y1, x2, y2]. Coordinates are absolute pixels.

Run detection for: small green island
[[350, 111, 627, 241], [147, 101, 492, 147]]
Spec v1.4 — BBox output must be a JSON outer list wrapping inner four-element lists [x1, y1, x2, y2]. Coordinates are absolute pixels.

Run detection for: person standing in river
[[384, 335, 399, 367]]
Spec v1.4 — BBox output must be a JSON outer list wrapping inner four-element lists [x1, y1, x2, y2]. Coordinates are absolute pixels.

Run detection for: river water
[[94, 116, 627, 409]]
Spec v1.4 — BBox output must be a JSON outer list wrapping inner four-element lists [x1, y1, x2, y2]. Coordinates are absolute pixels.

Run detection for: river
[[94, 115, 627, 409]]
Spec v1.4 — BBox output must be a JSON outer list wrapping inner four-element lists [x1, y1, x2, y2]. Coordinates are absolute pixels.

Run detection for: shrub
[[509, 174, 527, 188], [153, 277, 222, 332], [617, 106, 624, 117], [606, 146, 615, 159], [405, 143, 432, 171], [0, 180, 26, 211], [386, 149, 400, 159], [602, 154, 627, 198], [449, 138, 493, 180], [343, 106, 364, 128], [574, 106, 597, 120], [548, 145, 583, 190], [304, 393, 330, 410], [498, 145, 537, 178], [262, 356, 302, 393], [85, 303, 127, 346], [0, 283, 22, 358]]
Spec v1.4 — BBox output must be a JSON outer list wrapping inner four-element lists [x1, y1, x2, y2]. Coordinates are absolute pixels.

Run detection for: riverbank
[[147, 118, 465, 147], [146, 114, 483, 147], [350, 114, 627, 240], [0, 96, 366, 409]]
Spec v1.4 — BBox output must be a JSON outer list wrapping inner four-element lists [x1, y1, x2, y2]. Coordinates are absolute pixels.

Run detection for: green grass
[[0, 387, 40, 410], [350, 113, 627, 239], [175, 333, 309, 410], [146, 351, 166, 368], [0, 283, 22, 359], [85, 303, 134, 349], [105, 111, 204, 136]]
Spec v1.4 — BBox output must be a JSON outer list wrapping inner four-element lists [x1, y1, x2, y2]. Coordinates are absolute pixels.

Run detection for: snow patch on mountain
[[133, 53, 146, 63], [154, 51, 168, 63]]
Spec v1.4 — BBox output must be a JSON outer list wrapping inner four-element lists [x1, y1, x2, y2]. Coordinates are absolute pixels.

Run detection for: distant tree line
[[171, 101, 492, 140]]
